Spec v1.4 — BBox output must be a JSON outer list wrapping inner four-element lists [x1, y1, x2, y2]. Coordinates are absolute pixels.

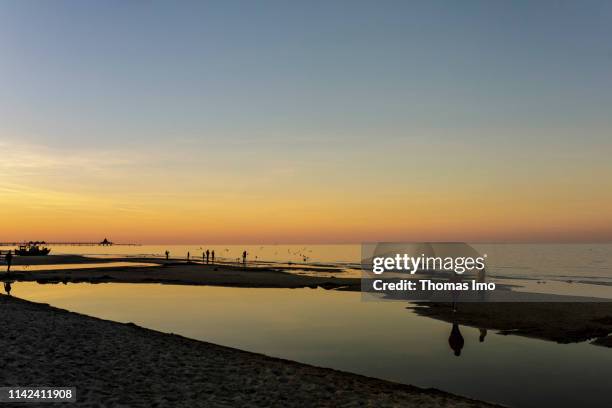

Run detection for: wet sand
[[4, 257, 361, 290], [411, 302, 612, 347], [0, 294, 498, 407], [7, 254, 118, 266]]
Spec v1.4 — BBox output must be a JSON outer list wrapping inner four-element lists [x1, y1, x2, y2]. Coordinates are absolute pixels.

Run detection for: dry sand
[[0, 295, 499, 408]]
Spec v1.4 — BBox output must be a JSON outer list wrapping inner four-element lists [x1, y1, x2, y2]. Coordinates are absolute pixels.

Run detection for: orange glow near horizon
[[1, 132, 611, 244], [2, 155, 611, 244]]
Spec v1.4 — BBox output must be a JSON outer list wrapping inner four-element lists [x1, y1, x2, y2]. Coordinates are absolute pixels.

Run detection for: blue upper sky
[[2, 0, 611, 149]]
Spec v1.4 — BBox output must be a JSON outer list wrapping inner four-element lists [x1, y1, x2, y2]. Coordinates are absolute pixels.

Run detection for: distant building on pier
[[100, 238, 113, 246]]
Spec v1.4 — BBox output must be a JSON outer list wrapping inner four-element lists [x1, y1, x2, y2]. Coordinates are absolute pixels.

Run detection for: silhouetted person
[[448, 323, 465, 357], [242, 250, 247, 265], [5, 250, 12, 273], [206, 249, 210, 264], [479, 328, 487, 343], [4, 281, 12, 296], [211, 250, 215, 263], [187, 251, 190, 261], [165, 250, 170, 260]]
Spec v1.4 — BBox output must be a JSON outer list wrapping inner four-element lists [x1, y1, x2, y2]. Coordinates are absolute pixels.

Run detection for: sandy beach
[[0, 294, 499, 407]]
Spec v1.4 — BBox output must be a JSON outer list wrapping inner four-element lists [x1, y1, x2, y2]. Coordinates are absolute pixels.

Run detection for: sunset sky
[[1, 1, 611, 243]]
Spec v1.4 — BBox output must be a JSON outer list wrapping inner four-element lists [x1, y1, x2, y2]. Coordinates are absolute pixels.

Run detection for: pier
[[0, 241, 140, 247]]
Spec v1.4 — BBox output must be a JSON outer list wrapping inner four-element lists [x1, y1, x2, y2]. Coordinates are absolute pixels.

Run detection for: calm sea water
[[10, 282, 612, 408], [3, 243, 610, 281]]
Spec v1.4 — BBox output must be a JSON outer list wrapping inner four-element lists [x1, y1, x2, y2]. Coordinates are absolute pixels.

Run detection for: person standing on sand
[[206, 249, 210, 264], [165, 250, 170, 260], [211, 250, 215, 264], [242, 250, 247, 265], [5, 250, 13, 273], [187, 252, 190, 261], [4, 281, 11, 296]]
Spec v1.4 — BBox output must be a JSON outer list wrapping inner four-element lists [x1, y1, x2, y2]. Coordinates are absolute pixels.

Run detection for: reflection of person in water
[[4, 281, 12, 296], [5, 250, 13, 273], [479, 328, 487, 342], [448, 323, 465, 357]]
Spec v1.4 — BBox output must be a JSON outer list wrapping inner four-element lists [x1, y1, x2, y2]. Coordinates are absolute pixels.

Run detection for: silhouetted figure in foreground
[[165, 250, 170, 260], [187, 252, 190, 261], [4, 281, 12, 296], [211, 250, 215, 264], [242, 250, 247, 265], [448, 323, 465, 357], [206, 249, 210, 264], [5, 250, 13, 273]]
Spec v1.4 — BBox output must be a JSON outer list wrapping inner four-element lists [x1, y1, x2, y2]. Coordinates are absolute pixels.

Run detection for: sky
[[1, 0, 611, 243]]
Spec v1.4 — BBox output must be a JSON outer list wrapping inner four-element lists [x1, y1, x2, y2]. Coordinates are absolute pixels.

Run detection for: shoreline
[[0, 294, 499, 407], [4, 255, 612, 348], [3, 255, 361, 290]]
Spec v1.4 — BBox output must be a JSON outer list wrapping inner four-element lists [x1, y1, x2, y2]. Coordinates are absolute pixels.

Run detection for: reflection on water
[[0, 244, 361, 266], [5, 262, 160, 272], [449, 323, 465, 356], [447, 324, 486, 357], [8, 282, 612, 408], [2, 243, 610, 283], [4, 280, 12, 296]]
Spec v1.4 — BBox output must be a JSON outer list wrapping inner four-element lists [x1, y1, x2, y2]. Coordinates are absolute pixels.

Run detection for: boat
[[15, 242, 51, 256]]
